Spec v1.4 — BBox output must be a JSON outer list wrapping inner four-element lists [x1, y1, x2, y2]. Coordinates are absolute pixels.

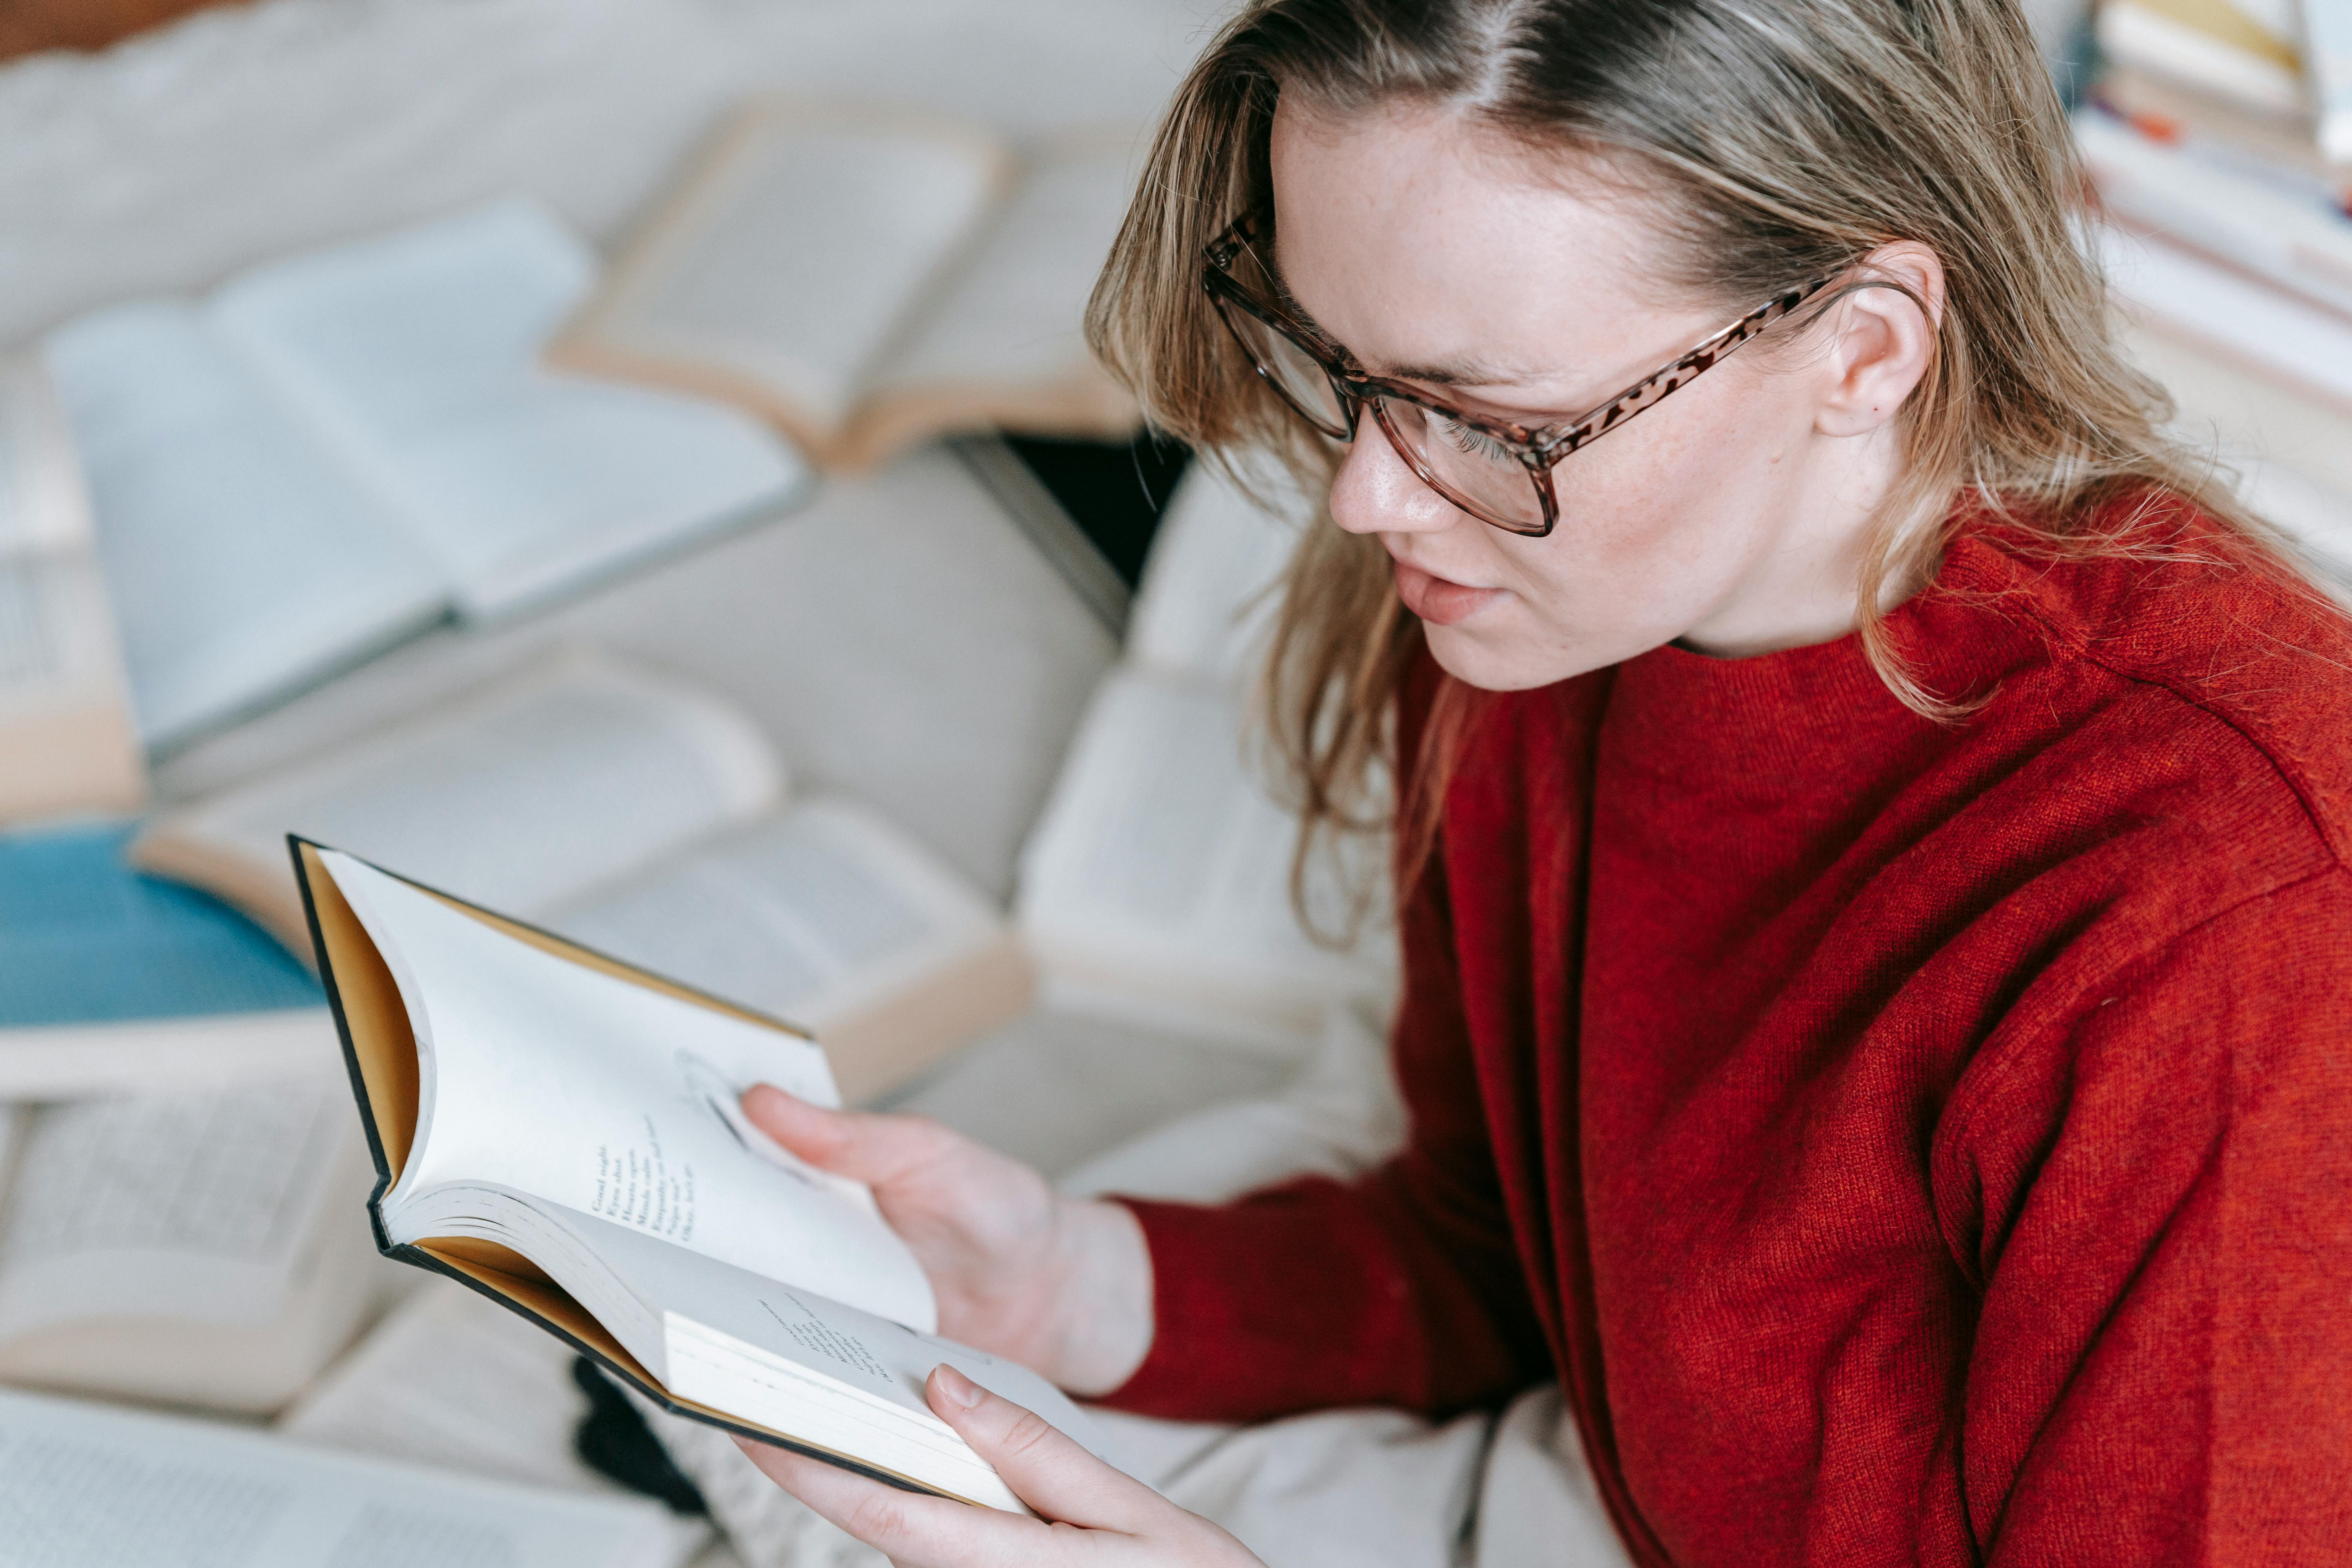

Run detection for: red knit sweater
[[1106, 501, 2352, 1565]]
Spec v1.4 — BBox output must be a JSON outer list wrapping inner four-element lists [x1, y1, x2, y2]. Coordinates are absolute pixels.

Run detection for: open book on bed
[[46, 200, 810, 749], [550, 99, 1142, 470], [291, 840, 1101, 1513], [0, 1074, 383, 1415], [0, 1386, 704, 1568], [129, 651, 1030, 1103]]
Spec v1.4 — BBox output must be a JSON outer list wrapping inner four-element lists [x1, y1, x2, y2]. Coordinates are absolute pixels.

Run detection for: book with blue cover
[[0, 820, 332, 1097]]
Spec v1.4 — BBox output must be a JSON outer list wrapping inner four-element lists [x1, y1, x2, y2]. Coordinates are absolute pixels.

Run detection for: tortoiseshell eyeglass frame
[[1203, 213, 1839, 537]]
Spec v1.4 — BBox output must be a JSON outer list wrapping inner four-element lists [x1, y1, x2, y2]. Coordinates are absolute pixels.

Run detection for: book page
[[325, 851, 936, 1333], [0, 556, 65, 693], [134, 652, 783, 947], [873, 134, 1138, 393], [43, 299, 447, 748], [577, 105, 1013, 432], [545, 796, 1006, 1037], [567, 1204, 1102, 1512], [0, 357, 145, 821], [1017, 670, 1394, 1033], [211, 200, 809, 621], [0, 1074, 350, 1341], [279, 1284, 609, 1495], [0, 559, 144, 825], [0, 554, 119, 717], [0, 1387, 702, 1568], [0, 353, 95, 555], [1124, 460, 1310, 686]]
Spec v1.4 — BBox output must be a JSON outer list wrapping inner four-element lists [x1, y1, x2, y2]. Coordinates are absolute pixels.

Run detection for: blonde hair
[[1085, 0, 2286, 903]]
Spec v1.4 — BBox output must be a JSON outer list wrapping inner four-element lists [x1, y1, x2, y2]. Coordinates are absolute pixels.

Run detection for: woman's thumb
[[925, 1365, 1155, 1528], [740, 1084, 933, 1186]]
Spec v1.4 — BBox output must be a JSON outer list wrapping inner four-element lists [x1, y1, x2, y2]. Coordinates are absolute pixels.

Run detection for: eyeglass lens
[[1369, 398, 1549, 532], [1214, 289, 1552, 534], [1213, 296, 1352, 438]]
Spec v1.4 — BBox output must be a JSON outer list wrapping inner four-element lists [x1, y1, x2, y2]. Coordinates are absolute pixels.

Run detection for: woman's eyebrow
[[1383, 354, 1525, 387], [1269, 266, 1546, 390]]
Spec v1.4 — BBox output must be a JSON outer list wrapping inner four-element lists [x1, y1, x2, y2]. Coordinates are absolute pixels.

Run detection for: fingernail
[[935, 1364, 984, 1407]]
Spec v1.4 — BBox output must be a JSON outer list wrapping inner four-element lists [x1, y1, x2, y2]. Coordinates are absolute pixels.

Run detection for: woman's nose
[[1329, 424, 1472, 535]]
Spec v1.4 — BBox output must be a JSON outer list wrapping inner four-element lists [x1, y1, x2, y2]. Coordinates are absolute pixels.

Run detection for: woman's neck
[[1672, 421, 1912, 659]]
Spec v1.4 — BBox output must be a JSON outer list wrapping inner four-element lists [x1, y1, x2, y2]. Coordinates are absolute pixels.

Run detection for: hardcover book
[[290, 838, 1099, 1513]]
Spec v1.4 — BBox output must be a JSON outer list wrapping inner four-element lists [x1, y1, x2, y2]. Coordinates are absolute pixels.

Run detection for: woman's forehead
[[1267, 98, 1692, 394]]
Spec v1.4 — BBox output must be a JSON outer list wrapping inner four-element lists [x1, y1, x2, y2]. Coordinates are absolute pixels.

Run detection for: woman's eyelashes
[[1433, 413, 1516, 462]]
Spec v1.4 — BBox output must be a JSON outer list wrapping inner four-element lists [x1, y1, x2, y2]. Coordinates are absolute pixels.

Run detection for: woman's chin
[[1421, 619, 1570, 692]]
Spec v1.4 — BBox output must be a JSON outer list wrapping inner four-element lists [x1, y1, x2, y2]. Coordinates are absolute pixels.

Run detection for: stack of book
[[2080, 0, 2352, 569]]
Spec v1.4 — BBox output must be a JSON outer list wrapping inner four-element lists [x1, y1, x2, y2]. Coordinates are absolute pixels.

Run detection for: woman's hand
[[734, 1363, 1265, 1568], [741, 1085, 1154, 1394]]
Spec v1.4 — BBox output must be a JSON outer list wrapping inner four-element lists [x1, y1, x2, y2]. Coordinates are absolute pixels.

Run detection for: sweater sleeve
[[1938, 866, 2352, 1563], [1099, 849, 1553, 1422]]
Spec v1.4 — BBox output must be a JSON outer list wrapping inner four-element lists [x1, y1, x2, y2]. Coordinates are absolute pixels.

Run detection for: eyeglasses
[[1202, 213, 1836, 537]]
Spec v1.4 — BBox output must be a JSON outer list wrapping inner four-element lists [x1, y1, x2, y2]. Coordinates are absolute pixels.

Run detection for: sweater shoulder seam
[[1930, 858, 2352, 1273], [1963, 569, 2348, 876]]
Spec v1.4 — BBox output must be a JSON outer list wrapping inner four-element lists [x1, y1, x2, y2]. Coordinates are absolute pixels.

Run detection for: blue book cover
[[0, 821, 321, 1028]]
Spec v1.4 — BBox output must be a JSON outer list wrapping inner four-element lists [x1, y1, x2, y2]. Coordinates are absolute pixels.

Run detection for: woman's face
[[1269, 98, 1936, 690]]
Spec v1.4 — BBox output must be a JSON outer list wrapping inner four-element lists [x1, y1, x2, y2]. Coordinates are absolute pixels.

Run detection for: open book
[[0, 1385, 704, 1568], [550, 99, 1142, 471], [294, 841, 1102, 1513], [45, 199, 810, 749], [131, 651, 1031, 1103], [0, 1073, 383, 1414], [279, 1281, 615, 1494], [0, 353, 143, 823], [1016, 463, 1396, 1039]]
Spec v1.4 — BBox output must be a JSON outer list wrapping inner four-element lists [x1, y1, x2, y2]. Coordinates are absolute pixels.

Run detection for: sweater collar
[[1597, 545, 2027, 799]]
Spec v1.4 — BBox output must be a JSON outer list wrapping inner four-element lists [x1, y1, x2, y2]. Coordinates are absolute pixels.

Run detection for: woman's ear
[[1814, 240, 1944, 439]]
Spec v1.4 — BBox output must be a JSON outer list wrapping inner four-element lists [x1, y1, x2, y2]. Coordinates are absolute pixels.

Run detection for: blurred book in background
[[46, 200, 810, 752], [132, 649, 1033, 1105], [0, 1385, 705, 1568], [2081, 0, 2352, 577], [0, 1073, 382, 1414], [552, 99, 1144, 472], [2310, 0, 2352, 156], [0, 355, 143, 825], [0, 821, 331, 1098], [2099, 0, 2310, 119]]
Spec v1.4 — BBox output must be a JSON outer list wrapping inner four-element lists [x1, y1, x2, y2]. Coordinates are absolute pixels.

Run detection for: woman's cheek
[[1491, 463, 1732, 667]]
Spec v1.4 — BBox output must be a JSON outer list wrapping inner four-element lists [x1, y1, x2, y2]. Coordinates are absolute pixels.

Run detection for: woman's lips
[[1392, 558, 1504, 625]]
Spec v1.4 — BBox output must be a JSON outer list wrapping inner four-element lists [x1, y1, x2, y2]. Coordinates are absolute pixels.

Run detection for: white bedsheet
[[0, 0, 1225, 348]]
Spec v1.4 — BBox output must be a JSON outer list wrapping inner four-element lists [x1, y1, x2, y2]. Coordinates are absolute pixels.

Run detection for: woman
[[734, 0, 2352, 1562]]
